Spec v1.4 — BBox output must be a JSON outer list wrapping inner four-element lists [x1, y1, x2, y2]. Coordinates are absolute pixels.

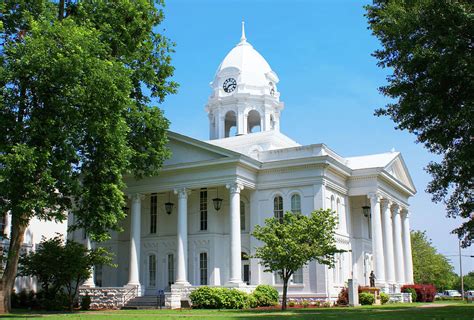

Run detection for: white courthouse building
[[73, 24, 415, 307]]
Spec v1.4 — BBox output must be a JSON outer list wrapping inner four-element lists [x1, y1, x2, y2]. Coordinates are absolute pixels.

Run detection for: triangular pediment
[[163, 131, 240, 167], [384, 155, 416, 193]]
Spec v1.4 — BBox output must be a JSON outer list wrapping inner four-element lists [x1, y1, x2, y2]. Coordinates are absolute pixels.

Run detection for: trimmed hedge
[[189, 285, 279, 309], [359, 292, 375, 305], [401, 284, 436, 302]]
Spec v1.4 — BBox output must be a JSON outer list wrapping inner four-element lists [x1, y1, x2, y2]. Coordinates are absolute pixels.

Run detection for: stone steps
[[122, 295, 167, 309]]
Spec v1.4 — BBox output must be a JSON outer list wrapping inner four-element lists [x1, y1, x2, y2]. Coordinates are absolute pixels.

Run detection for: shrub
[[402, 284, 436, 302], [402, 287, 417, 302], [189, 287, 252, 309], [380, 292, 389, 305], [288, 301, 296, 307], [322, 301, 331, 308], [359, 292, 375, 305], [246, 294, 258, 309], [81, 294, 91, 310], [302, 300, 309, 308], [220, 289, 249, 309], [252, 285, 279, 307], [336, 287, 349, 306], [11, 290, 19, 309], [190, 287, 221, 309]]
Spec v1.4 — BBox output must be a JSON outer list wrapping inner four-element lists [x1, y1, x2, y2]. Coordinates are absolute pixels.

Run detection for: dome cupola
[[206, 22, 284, 140]]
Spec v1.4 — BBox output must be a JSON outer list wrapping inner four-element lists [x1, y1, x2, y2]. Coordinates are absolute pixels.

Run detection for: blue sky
[[157, 0, 472, 274]]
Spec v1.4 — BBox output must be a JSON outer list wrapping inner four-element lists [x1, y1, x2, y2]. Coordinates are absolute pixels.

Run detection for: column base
[[225, 280, 247, 288], [125, 283, 142, 297], [172, 281, 191, 288], [82, 280, 95, 288]]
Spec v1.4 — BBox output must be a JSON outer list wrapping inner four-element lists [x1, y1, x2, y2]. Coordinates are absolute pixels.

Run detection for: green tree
[[455, 271, 474, 292], [19, 235, 113, 311], [411, 230, 457, 290], [252, 210, 341, 310], [0, 0, 176, 312], [365, 1, 473, 246]]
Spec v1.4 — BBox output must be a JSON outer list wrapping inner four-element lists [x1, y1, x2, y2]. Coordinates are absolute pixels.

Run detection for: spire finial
[[240, 20, 246, 42]]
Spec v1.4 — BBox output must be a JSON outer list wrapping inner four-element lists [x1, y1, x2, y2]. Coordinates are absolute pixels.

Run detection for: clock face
[[223, 78, 237, 93]]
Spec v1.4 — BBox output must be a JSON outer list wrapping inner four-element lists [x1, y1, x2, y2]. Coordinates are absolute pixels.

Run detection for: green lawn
[[2, 302, 473, 320]]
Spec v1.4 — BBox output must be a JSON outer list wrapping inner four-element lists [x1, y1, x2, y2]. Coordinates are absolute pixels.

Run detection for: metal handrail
[[121, 285, 139, 307]]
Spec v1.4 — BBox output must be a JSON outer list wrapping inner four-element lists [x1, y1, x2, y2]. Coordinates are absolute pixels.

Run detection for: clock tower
[[206, 22, 284, 140]]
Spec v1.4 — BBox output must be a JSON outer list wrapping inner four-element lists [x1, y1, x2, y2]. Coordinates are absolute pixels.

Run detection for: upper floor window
[[240, 201, 245, 231], [150, 193, 157, 234], [199, 252, 208, 285], [200, 189, 208, 231], [273, 196, 283, 223], [291, 194, 301, 214]]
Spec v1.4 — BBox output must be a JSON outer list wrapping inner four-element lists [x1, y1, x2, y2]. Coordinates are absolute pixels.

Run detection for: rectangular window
[[240, 201, 245, 231], [200, 252, 208, 285], [200, 189, 208, 231], [150, 193, 157, 234], [0, 213, 6, 238], [149, 254, 156, 287], [168, 254, 174, 286], [293, 268, 303, 284], [274, 272, 283, 284], [94, 264, 103, 287]]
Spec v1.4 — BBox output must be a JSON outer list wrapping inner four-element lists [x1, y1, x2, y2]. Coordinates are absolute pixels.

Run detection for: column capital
[[174, 187, 191, 199], [381, 199, 393, 210], [226, 182, 244, 194], [367, 192, 382, 203], [391, 203, 403, 215], [128, 193, 145, 201], [401, 210, 410, 219]]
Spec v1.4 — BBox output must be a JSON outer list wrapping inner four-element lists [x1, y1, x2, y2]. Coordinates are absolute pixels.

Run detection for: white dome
[[214, 23, 278, 88]]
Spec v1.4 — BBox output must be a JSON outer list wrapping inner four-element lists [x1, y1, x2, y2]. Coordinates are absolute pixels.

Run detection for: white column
[[226, 182, 243, 285], [83, 236, 95, 287], [402, 210, 414, 284], [368, 192, 385, 286], [127, 193, 143, 289], [174, 188, 190, 286], [381, 200, 395, 287], [392, 205, 405, 285]]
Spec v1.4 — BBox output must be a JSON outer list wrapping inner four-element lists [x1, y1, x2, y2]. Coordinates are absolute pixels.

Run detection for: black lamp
[[165, 192, 174, 215], [362, 206, 371, 218], [212, 188, 223, 211]]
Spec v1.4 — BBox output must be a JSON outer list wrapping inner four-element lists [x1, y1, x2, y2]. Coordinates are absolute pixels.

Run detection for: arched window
[[270, 114, 275, 130], [148, 254, 156, 287], [291, 194, 301, 214], [240, 201, 246, 231], [225, 111, 237, 137], [274, 196, 283, 223], [247, 110, 261, 133], [330, 195, 335, 211]]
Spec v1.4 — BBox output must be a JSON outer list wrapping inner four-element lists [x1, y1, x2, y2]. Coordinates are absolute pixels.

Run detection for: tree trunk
[[1, 217, 28, 314], [58, 0, 65, 20], [282, 280, 288, 310]]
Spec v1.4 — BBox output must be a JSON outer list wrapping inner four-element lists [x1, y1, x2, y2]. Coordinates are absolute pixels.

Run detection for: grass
[[2, 302, 473, 320]]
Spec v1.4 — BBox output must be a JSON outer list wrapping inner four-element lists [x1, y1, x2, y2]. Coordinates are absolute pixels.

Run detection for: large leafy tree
[[252, 210, 341, 310], [411, 230, 457, 290], [366, 1, 473, 246], [0, 0, 176, 312], [19, 236, 113, 311]]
